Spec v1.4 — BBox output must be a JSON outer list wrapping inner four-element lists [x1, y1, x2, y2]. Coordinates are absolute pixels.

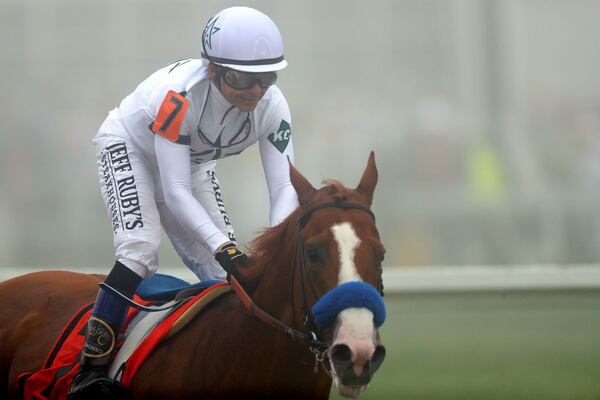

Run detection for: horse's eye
[[305, 246, 321, 263]]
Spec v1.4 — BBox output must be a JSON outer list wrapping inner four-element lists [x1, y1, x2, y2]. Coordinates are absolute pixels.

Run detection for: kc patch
[[267, 120, 291, 153]]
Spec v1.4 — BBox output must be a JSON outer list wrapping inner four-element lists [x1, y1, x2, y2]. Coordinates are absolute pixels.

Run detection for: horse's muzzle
[[329, 338, 386, 399], [313, 281, 387, 398], [331, 343, 386, 385]]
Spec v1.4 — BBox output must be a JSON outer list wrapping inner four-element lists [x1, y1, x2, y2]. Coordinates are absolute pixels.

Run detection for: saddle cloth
[[19, 274, 230, 400]]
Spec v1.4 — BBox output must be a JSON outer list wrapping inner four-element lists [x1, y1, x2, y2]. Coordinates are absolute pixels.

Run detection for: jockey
[[68, 6, 297, 398]]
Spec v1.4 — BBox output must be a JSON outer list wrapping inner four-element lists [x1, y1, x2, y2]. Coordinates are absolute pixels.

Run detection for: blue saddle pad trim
[[135, 273, 223, 301]]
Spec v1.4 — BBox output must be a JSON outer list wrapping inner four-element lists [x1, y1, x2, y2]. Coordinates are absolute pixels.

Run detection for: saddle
[[19, 274, 230, 400]]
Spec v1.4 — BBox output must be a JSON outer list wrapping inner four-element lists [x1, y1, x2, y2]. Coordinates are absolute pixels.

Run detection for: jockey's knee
[[115, 240, 159, 279]]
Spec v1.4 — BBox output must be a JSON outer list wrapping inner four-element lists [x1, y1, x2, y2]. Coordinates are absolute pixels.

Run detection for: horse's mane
[[248, 207, 300, 270]]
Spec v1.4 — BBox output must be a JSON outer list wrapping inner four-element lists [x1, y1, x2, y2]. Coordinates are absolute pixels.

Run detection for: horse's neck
[[250, 219, 303, 329]]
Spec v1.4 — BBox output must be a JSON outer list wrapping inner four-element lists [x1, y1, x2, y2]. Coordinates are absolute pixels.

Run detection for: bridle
[[229, 200, 381, 371], [295, 201, 378, 334]]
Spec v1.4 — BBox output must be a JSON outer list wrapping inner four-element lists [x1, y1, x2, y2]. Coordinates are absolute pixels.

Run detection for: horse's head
[[290, 151, 386, 399]]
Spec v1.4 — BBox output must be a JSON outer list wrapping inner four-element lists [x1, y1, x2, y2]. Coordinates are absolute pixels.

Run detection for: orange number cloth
[[150, 90, 189, 142]]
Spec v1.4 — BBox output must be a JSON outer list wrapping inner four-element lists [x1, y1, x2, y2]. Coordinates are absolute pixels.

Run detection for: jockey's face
[[208, 63, 269, 112]]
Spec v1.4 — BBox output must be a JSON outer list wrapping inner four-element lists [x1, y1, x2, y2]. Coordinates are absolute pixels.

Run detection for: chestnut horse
[[0, 153, 386, 399]]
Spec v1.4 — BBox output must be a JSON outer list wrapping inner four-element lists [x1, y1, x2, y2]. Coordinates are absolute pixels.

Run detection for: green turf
[[330, 291, 600, 400]]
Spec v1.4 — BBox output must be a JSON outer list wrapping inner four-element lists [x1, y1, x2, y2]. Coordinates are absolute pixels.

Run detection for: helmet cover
[[201, 6, 287, 72]]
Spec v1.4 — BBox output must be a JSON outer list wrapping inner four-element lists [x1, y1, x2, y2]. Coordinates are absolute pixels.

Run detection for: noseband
[[229, 200, 381, 370]]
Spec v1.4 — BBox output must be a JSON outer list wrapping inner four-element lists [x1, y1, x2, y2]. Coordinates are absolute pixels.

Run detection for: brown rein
[[229, 201, 377, 353], [229, 275, 316, 344]]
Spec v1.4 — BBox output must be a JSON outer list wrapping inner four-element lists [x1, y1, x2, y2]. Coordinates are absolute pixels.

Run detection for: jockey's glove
[[214, 241, 248, 280]]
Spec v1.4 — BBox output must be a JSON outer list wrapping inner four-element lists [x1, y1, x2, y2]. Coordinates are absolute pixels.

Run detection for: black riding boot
[[68, 261, 142, 400]]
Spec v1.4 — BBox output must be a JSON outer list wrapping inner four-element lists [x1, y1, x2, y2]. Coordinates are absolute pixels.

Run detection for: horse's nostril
[[330, 344, 353, 368], [371, 345, 386, 373]]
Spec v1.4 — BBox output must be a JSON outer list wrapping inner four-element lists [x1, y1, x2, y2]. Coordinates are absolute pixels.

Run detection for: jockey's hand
[[214, 241, 248, 280]]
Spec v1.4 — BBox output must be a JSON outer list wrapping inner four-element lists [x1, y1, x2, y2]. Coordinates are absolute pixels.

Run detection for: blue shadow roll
[[311, 281, 386, 328]]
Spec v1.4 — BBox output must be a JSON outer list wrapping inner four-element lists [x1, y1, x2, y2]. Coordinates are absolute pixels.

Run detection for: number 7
[[150, 90, 189, 142]]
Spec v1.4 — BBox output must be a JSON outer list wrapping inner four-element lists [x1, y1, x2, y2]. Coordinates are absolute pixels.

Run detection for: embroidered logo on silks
[[207, 170, 237, 242], [100, 142, 144, 232], [268, 120, 291, 153]]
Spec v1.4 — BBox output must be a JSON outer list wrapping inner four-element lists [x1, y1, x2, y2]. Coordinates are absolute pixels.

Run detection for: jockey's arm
[[155, 134, 230, 253], [259, 135, 299, 226]]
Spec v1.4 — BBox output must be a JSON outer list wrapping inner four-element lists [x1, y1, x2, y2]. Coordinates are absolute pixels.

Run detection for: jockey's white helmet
[[201, 7, 287, 73]]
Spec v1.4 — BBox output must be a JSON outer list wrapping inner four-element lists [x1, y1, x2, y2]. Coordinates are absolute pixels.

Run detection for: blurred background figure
[[3, 2, 600, 400], [1, 0, 600, 269]]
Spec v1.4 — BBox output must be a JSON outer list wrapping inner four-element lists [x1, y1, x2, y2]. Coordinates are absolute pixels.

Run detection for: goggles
[[221, 67, 278, 90]]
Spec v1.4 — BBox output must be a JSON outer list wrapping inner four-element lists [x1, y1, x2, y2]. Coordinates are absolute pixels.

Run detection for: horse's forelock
[[321, 179, 353, 202]]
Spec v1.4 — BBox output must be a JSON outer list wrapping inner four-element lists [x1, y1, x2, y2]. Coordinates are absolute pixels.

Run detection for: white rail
[[2, 265, 600, 293], [381, 265, 600, 292]]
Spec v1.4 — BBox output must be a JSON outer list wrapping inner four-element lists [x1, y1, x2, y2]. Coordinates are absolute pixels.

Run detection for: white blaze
[[331, 222, 361, 284], [331, 222, 377, 397]]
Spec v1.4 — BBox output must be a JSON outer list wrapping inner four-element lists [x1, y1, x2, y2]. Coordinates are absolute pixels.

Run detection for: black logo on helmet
[[203, 16, 221, 51]]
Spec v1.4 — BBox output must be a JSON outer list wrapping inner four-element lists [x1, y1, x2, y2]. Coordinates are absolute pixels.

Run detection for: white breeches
[[94, 130, 234, 281]]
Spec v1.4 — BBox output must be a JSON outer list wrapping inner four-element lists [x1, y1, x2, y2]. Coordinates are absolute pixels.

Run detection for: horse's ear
[[289, 158, 316, 207], [356, 151, 378, 206]]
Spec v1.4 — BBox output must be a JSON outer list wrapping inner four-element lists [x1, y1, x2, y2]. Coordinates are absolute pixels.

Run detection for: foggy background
[[2, 0, 600, 272]]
